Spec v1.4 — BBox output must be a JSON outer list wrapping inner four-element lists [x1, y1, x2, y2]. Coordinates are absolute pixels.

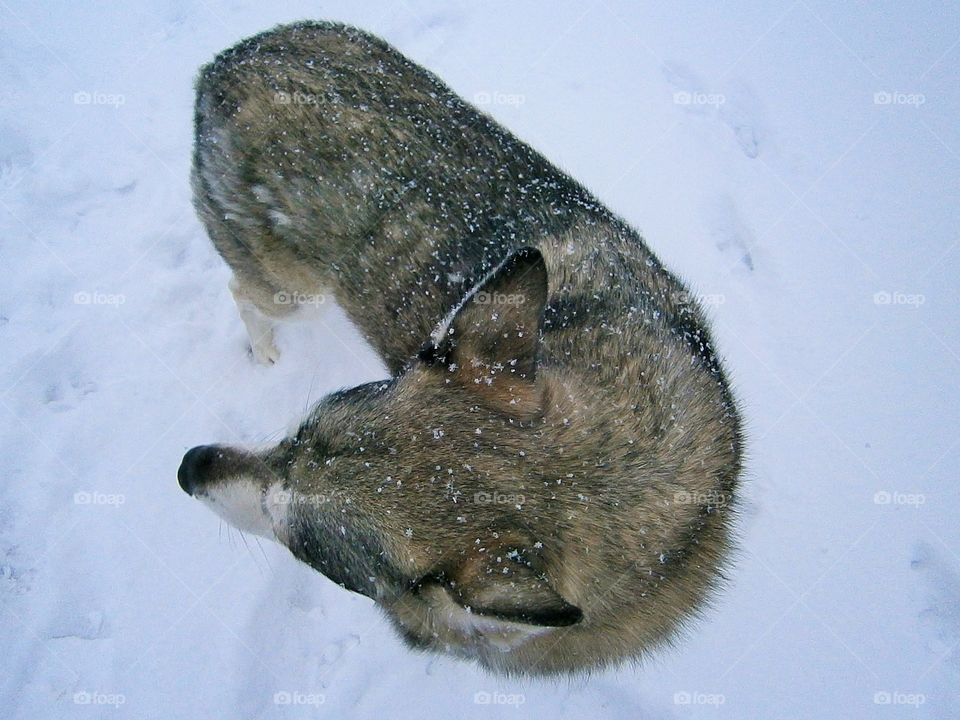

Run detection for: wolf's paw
[[250, 337, 281, 365]]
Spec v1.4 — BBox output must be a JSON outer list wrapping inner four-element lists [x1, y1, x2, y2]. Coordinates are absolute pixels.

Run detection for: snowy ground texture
[[1, 1, 959, 718]]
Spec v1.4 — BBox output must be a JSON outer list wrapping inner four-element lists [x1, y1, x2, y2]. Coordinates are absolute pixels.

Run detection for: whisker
[[239, 530, 267, 575], [254, 537, 272, 569], [304, 373, 318, 417]]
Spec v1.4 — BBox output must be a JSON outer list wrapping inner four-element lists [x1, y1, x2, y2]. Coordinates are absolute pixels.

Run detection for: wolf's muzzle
[[178, 444, 219, 496]]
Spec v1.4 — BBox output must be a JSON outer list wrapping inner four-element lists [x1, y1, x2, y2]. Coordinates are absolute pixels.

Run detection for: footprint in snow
[[0, 559, 36, 597], [42, 374, 98, 413], [912, 542, 960, 670], [46, 608, 107, 641], [705, 194, 757, 272], [319, 633, 361, 668], [718, 80, 765, 160], [662, 62, 763, 159]]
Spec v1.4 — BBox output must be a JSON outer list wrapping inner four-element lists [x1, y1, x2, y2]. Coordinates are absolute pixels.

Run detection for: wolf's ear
[[419, 247, 548, 403], [447, 546, 582, 631]]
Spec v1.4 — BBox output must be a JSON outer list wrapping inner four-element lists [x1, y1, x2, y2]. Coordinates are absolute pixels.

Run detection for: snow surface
[[1, 1, 958, 718]]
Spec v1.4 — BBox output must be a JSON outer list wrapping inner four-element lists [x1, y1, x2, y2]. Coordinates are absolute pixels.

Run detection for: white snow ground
[[1, 1, 958, 718]]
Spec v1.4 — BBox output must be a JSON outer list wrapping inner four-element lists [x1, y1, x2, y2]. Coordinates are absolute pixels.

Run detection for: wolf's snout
[[177, 444, 278, 540], [178, 445, 218, 496]]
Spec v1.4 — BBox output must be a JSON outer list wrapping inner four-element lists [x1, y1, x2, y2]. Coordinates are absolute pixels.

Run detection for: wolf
[[179, 20, 743, 676]]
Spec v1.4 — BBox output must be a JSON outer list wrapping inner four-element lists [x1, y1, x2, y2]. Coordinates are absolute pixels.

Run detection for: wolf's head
[[179, 248, 589, 660]]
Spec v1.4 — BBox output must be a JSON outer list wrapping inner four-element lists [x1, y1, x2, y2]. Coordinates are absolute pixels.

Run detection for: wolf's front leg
[[228, 275, 291, 365]]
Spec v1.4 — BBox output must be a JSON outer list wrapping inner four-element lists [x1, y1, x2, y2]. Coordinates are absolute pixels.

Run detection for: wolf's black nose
[[178, 445, 217, 496]]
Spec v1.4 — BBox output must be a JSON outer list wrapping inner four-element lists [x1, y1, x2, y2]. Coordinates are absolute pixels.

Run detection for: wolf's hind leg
[[228, 275, 293, 365]]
